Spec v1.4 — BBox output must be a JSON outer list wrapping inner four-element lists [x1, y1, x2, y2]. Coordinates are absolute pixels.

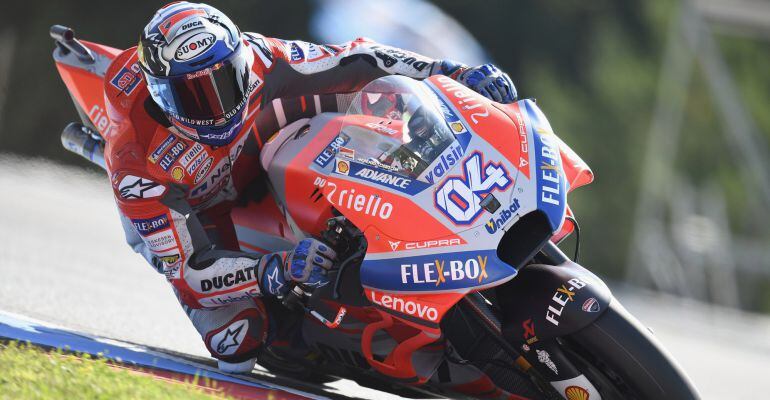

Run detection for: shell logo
[[335, 159, 350, 175], [565, 386, 590, 400], [171, 166, 185, 181]]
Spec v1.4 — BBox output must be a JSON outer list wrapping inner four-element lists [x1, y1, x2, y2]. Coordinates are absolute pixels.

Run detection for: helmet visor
[[145, 43, 252, 127]]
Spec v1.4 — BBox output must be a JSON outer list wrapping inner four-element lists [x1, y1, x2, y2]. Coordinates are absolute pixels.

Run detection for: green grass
[[0, 342, 229, 400]]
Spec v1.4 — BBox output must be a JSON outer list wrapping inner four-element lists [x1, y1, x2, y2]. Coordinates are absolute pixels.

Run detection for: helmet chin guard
[[168, 104, 247, 146]]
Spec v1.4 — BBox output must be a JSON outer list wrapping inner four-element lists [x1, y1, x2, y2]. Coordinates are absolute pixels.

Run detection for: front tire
[[562, 297, 700, 400]]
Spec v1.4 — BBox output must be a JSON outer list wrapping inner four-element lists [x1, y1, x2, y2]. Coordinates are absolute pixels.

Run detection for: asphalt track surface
[[1, 155, 769, 399]]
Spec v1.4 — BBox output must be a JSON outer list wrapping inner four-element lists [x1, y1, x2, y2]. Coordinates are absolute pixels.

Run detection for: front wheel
[[557, 297, 700, 400]]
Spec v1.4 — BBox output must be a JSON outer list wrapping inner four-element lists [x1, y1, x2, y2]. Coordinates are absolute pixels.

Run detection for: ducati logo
[[389, 241, 401, 251]]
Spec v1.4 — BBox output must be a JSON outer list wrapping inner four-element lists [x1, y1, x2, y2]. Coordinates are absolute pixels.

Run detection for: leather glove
[[260, 239, 337, 297], [457, 63, 517, 104]]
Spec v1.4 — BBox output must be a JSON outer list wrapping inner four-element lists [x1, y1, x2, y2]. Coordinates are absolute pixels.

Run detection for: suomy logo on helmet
[[175, 32, 216, 61]]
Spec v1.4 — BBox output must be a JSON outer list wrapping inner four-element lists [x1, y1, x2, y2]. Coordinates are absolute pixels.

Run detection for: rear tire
[[562, 297, 700, 400]]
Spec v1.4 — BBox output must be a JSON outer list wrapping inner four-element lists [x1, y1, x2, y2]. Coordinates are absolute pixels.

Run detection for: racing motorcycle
[[51, 25, 700, 399]]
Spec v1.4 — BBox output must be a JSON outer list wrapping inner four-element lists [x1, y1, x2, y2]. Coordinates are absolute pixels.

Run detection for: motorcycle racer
[[106, 1, 517, 376]]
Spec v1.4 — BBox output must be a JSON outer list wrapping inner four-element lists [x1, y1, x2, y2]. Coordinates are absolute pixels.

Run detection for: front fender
[[497, 261, 612, 345]]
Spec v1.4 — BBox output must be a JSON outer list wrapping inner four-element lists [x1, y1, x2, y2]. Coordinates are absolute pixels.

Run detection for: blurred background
[[0, 0, 769, 397]]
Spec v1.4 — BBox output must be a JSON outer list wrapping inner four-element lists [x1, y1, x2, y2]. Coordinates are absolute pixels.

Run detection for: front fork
[[516, 338, 602, 400]]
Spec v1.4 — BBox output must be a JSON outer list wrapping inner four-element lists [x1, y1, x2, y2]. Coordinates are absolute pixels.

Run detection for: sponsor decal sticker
[[340, 161, 430, 195], [193, 157, 214, 184], [389, 238, 463, 251], [371, 45, 429, 71], [158, 254, 180, 266], [131, 214, 170, 236], [159, 141, 188, 171], [175, 32, 216, 61], [158, 9, 207, 39], [537, 131, 562, 207], [145, 229, 177, 251], [323, 181, 393, 220], [199, 287, 259, 307], [88, 104, 115, 136], [110, 60, 142, 95], [581, 297, 600, 313], [334, 158, 350, 175], [353, 167, 409, 189], [528, 102, 566, 231], [289, 42, 305, 62], [179, 143, 204, 167], [485, 198, 521, 234], [152, 248, 182, 279], [369, 291, 439, 321], [401, 255, 488, 286], [164, 264, 181, 280], [435, 152, 511, 225], [365, 122, 399, 136], [148, 134, 176, 163], [565, 386, 590, 400], [362, 249, 509, 292], [177, 20, 202, 35], [424, 142, 464, 184], [171, 166, 185, 181], [546, 278, 588, 326], [522, 318, 538, 345], [436, 76, 489, 124], [314, 133, 351, 168], [515, 110, 530, 178], [536, 349, 559, 375], [199, 265, 258, 292], [339, 146, 355, 159], [185, 151, 208, 175], [188, 157, 232, 201]]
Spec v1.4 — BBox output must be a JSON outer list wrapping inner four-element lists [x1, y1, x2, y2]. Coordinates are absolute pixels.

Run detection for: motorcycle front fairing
[[312, 75, 583, 380]]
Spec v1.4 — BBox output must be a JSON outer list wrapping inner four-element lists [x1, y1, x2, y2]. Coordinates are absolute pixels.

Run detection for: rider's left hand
[[458, 64, 517, 104], [260, 239, 337, 297]]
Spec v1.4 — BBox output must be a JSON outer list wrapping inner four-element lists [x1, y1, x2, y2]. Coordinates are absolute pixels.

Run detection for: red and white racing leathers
[[104, 34, 464, 365]]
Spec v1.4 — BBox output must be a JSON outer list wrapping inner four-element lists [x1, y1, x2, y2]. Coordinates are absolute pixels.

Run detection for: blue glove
[[457, 64, 517, 104], [260, 239, 337, 297]]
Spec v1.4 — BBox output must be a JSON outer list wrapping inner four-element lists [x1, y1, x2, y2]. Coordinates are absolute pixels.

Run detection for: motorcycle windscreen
[[338, 75, 461, 181]]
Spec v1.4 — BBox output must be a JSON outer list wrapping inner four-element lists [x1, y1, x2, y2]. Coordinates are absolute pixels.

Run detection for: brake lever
[[281, 282, 347, 329], [309, 306, 347, 329]]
